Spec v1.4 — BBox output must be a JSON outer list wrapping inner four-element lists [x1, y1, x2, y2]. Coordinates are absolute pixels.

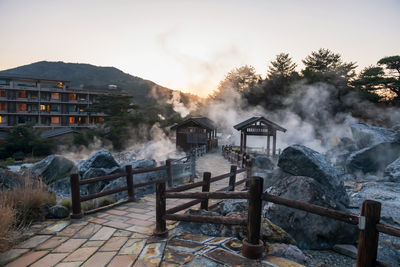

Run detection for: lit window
[[0, 90, 5, 97], [69, 117, 75, 124], [17, 91, 27, 98], [57, 82, 63, 88], [98, 117, 104, 122], [79, 108, 84, 113], [17, 104, 27, 111], [0, 103, 6, 110], [0, 116, 2, 123], [69, 93, 77, 100], [51, 117, 60, 124], [40, 105, 46, 111], [51, 93, 60, 99]]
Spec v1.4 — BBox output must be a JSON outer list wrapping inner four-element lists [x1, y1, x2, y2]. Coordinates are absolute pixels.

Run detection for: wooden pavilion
[[233, 116, 286, 156], [171, 117, 218, 152]]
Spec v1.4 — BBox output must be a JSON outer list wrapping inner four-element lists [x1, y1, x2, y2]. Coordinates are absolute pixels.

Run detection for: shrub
[[12, 152, 25, 161], [5, 157, 15, 164], [100, 197, 116, 207], [60, 199, 72, 211], [0, 196, 16, 251]]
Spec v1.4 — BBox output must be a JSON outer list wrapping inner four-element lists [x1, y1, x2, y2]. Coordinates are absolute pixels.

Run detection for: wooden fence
[[222, 145, 281, 162], [155, 163, 400, 266]]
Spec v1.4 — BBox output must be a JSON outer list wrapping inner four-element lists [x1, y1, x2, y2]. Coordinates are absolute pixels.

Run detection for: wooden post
[[166, 159, 172, 187], [240, 131, 244, 153], [243, 132, 247, 152], [242, 176, 263, 259], [70, 174, 83, 219], [154, 181, 168, 237], [272, 131, 277, 157], [245, 155, 252, 188], [125, 165, 136, 202], [190, 153, 196, 182], [356, 200, 381, 267], [229, 165, 237, 191], [267, 134, 270, 157], [200, 172, 211, 210]]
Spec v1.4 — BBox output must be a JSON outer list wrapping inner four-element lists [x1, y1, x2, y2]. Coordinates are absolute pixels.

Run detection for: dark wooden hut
[[233, 116, 286, 156], [171, 117, 218, 152]]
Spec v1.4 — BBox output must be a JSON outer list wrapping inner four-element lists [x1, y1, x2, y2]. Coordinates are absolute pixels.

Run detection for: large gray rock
[[351, 123, 399, 149], [346, 142, 400, 174], [278, 145, 349, 205], [30, 155, 77, 184], [254, 155, 274, 170], [0, 168, 24, 189], [47, 205, 69, 219], [385, 157, 400, 181], [78, 149, 119, 175], [263, 176, 358, 249]]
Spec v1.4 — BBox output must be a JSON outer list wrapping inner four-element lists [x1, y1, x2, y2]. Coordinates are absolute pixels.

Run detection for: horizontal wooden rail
[[376, 223, 400, 238], [81, 186, 128, 201], [166, 199, 202, 214], [79, 172, 127, 185], [165, 191, 248, 200], [209, 172, 231, 182], [166, 180, 206, 192], [165, 214, 247, 225], [262, 192, 359, 225], [133, 178, 167, 188], [131, 165, 167, 174], [234, 177, 248, 186]]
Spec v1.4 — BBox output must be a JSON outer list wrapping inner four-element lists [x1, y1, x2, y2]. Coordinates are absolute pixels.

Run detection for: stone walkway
[[0, 152, 303, 267]]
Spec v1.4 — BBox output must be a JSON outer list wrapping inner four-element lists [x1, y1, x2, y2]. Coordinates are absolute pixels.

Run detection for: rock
[[81, 166, 120, 179], [175, 209, 223, 237], [278, 145, 349, 205], [78, 149, 119, 175], [219, 200, 248, 216], [30, 155, 77, 184], [0, 168, 24, 189], [261, 217, 296, 245], [263, 176, 358, 249], [384, 156, 400, 181], [254, 155, 274, 170], [346, 142, 400, 174], [47, 205, 69, 219], [332, 244, 357, 259], [266, 243, 307, 264], [351, 123, 399, 149]]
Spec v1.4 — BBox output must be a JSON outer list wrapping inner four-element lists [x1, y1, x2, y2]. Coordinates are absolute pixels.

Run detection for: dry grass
[[0, 175, 55, 251]]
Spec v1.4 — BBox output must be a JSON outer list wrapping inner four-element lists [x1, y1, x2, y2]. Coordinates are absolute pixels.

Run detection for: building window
[[51, 92, 60, 100], [0, 90, 5, 97], [69, 117, 75, 124], [69, 93, 77, 100], [17, 90, 27, 98], [0, 115, 2, 123], [79, 94, 87, 101], [0, 103, 6, 110], [51, 116, 60, 124], [50, 104, 60, 112], [79, 108, 84, 113], [98, 117, 104, 122], [40, 104, 46, 111], [17, 103, 27, 111]]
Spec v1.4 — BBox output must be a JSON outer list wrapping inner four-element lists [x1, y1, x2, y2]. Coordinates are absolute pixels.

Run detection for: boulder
[[81, 166, 120, 180], [266, 243, 307, 264], [384, 156, 400, 181], [254, 155, 274, 170], [0, 168, 24, 189], [351, 123, 399, 149], [78, 149, 119, 175], [219, 200, 248, 216], [47, 205, 69, 219], [263, 176, 358, 249], [278, 145, 349, 205], [30, 155, 77, 184], [346, 142, 400, 174]]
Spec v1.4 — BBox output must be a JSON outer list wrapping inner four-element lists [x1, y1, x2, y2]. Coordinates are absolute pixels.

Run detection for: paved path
[[0, 152, 302, 267]]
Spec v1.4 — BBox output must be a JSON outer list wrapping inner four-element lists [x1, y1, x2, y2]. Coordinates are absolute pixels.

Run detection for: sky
[[0, 0, 399, 97]]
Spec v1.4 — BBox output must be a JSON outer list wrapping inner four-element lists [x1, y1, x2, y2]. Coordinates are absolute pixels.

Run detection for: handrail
[[79, 172, 127, 185], [165, 191, 248, 199]]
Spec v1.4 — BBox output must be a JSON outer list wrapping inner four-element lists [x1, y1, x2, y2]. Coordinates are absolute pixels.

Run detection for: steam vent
[[234, 116, 286, 156]]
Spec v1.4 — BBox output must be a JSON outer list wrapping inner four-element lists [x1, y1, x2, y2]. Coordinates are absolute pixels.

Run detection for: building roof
[[170, 117, 217, 131], [0, 75, 70, 84], [233, 116, 287, 132], [40, 128, 81, 138]]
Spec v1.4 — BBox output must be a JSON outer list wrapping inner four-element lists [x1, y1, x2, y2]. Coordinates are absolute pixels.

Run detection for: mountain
[[0, 61, 198, 105]]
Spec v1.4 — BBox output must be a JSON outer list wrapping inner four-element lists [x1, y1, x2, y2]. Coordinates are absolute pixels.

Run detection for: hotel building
[[0, 76, 109, 128]]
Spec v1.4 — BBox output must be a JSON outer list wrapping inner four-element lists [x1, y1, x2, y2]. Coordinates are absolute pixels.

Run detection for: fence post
[[70, 174, 83, 219], [125, 165, 136, 202], [356, 200, 381, 267], [154, 180, 168, 237], [166, 159, 173, 187], [242, 176, 263, 259], [229, 165, 237, 191], [245, 155, 253, 189], [190, 152, 196, 182], [200, 172, 211, 210]]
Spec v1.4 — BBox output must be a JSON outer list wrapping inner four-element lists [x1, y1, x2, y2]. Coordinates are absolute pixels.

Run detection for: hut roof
[[170, 117, 216, 131], [233, 116, 286, 132]]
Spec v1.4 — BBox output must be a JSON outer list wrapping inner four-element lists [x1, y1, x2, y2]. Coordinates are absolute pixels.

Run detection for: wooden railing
[[222, 145, 281, 161], [155, 166, 400, 266]]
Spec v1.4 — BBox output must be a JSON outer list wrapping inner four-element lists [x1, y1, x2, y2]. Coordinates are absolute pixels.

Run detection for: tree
[[212, 65, 261, 100], [302, 48, 357, 83], [351, 66, 385, 102], [378, 56, 400, 99], [267, 53, 297, 78]]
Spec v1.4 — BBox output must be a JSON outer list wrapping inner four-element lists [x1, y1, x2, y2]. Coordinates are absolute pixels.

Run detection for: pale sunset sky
[[0, 0, 399, 97]]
